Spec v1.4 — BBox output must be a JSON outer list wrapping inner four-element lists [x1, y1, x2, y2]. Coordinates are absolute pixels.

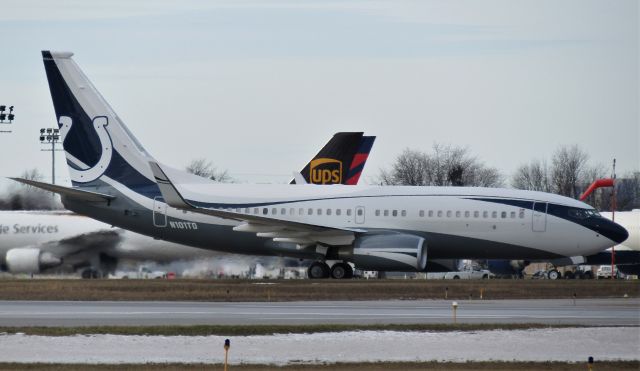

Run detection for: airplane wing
[[149, 162, 364, 246], [38, 229, 123, 257], [9, 178, 115, 202]]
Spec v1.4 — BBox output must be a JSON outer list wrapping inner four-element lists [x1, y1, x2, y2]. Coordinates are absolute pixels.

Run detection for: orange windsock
[[579, 178, 614, 200]]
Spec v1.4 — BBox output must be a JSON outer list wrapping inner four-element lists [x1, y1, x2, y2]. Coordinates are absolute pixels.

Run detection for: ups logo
[[310, 158, 342, 184]]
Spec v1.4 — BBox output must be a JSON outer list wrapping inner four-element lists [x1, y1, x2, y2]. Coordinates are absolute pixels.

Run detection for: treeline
[[0, 169, 62, 210], [379, 143, 639, 211]]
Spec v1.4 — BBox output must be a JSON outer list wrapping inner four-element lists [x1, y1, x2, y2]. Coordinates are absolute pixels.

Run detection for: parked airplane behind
[[0, 210, 215, 276], [14, 51, 628, 280], [601, 210, 639, 251]]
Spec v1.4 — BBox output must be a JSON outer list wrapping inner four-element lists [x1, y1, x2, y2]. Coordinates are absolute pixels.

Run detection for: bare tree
[[379, 144, 503, 187], [550, 145, 589, 198], [511, 160, 551, 192], [379, 149, 429, 186], [0, 168, 62, 210], [185, 158, 232, 183]]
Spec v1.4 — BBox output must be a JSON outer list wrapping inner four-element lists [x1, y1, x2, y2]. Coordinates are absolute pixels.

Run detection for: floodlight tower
[[0, 105, 16, 133], [39, 127, 62, 184]]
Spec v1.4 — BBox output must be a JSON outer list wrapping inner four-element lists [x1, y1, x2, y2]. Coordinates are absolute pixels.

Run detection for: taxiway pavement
[[0, 298, 638, 326]]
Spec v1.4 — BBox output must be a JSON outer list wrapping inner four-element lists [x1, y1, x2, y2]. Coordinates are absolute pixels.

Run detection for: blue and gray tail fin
[[41, 51, 158, 196]]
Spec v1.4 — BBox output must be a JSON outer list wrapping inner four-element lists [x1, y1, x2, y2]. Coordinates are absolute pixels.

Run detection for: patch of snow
[[0, 327, 637, 364]]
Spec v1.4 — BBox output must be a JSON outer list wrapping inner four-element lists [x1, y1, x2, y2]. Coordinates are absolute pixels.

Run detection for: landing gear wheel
[[331, 262, 354, 279], [307, 262, 330, 279], [547, 269, 561, 280]]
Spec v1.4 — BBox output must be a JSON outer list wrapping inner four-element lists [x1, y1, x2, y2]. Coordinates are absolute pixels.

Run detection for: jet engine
[[335, 232, 427, 271], [5, 248, 62, 274]]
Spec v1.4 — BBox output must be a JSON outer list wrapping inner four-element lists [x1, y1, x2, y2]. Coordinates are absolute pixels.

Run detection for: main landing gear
[[307, 261, 354, 279]]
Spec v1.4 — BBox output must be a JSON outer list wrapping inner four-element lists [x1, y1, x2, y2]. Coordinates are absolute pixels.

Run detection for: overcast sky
[[0, 0, 637, 190]]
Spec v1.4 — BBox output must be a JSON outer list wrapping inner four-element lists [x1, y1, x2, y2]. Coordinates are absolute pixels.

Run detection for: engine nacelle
[[5, 248, 62, 274], [337, 233, 427, 271]]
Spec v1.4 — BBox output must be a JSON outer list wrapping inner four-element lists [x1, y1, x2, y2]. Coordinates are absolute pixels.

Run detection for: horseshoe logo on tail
[[59, 115, 113, 183]]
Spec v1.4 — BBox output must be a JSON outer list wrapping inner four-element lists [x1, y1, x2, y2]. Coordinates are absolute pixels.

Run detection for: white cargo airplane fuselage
[[0, 210, 216, 274], [12, 51, 628, 278]]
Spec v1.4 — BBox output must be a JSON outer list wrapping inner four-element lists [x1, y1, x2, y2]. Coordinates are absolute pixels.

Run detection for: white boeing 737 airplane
[[12, 51, 628, 279]]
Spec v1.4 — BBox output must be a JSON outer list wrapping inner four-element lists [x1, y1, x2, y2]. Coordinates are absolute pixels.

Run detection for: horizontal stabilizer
[[9, 178, 115, 202]]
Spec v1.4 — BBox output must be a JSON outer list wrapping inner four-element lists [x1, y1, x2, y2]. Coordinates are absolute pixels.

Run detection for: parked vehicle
[[444, 268, 492, 280], [596, 265, 619, 279]]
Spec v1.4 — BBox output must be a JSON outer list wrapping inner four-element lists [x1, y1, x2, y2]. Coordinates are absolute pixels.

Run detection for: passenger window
[[419, 210, 424, 217], [384, 210, 389, 217], [289, 208, 295, 215], [455, 211, 461, 218], [392, 210, 398, 217], [281, 208, 286, 215], [428, 210, 434, 217], [401, 210, 407, 217], [254, 208, 259, 214], [492, 211, 497, 218], [336, 209, 341, 216], [446, 211, 452, 218], [357, 209, 363, 216], [327, 209, 332, 216], [347, 209, 352, 216], [308, 208, 313, 215], [519, 209, 525, 218], [474, 211, 479, 218], [464, 211, 470, 218], [263, 208, 268, 215], [510, 211, 516, 218], [317, 208, 322, 215], [272, 208, 277, 215], [501, 211, 507, 218], [376, 210, 381, 216], [437, 210, 443, 217], [299, 208, 304, 215], [483, 211, 488, 218]]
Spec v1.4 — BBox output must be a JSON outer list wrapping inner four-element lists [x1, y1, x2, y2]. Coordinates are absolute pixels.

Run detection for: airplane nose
[[597, 220, 629, 244]]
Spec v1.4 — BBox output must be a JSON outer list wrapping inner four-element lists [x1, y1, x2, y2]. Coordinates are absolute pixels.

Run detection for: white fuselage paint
[[0, 211, 217, 266]]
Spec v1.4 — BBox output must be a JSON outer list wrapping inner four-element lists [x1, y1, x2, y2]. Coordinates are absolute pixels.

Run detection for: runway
[[0, 298, 638, 326]]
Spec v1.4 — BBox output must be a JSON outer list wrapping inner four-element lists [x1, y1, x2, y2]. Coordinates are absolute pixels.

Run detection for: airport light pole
[[39, 127, 62, 185], [0, 105, 16, 133]]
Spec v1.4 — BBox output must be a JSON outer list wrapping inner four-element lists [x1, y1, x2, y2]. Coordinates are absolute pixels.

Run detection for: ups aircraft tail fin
[[292, 133, 375, 185], [41, 51, 159, 198]]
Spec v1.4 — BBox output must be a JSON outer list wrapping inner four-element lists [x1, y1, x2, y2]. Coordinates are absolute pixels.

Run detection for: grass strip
[[0, 279, 637, 301], [0, 323, 599, 336], [0, 361, 638, 370]]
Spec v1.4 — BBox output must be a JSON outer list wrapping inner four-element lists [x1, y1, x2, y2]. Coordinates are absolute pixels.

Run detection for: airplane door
[[153, 197, 167, 227], [355, 206, 365, 224], [532, 202, 547, 232]]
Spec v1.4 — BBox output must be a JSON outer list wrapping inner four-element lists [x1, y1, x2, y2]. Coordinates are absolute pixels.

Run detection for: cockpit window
[[567, 208, 599, 220], [568, 209, 589, 219]]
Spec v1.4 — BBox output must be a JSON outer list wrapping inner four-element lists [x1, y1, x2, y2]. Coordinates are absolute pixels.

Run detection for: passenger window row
[[374, 209, 407, 217], [235, 207, 355, 217], [419, 209, 526, 219]]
